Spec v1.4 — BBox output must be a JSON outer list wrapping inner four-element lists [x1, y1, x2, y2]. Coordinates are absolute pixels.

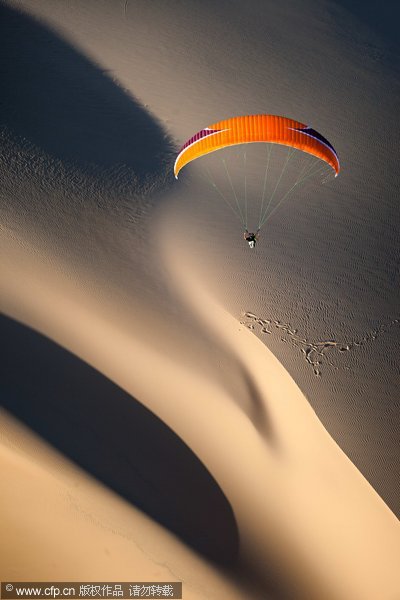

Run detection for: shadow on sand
[[332, 0, 399, 56], [0, 2, 174, 184], [1, 313, 239, 565]]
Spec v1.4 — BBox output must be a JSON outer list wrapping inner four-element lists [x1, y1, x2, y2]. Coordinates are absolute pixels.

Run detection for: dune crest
[[1, 1, 399, 599], [156, 220, 400, 600]]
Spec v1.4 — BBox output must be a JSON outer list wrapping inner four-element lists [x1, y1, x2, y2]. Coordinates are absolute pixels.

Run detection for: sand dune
[[1, 410, 249, 600], [1, 1, 400, 599]]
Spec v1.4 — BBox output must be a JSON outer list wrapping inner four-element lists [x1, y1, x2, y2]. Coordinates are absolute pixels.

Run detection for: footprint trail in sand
[[241, 312, 400, 377]]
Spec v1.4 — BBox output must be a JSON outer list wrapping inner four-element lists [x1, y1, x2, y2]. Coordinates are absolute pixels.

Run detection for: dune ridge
[[1, 1, 399, 599]]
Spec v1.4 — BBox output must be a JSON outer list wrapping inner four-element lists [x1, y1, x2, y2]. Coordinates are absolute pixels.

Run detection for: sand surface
[[1, 1, 399, 599]]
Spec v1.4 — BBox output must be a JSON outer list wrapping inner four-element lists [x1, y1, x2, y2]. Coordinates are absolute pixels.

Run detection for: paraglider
[[244, 229, 260, 249], [174, 114, 339, 246]]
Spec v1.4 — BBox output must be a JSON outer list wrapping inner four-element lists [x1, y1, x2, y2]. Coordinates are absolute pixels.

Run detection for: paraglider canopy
[[174, 114, 339, 236], [174, 114, 340, 179]]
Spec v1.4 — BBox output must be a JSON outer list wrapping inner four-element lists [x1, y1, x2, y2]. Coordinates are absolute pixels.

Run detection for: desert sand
[[1, 1, 399, 599]]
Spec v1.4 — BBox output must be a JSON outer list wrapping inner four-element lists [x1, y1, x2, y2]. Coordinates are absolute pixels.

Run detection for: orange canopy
[[174, 114, 340, 178]]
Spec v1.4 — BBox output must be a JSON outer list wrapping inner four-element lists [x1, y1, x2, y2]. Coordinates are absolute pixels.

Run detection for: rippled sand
[[1, 1, 399, 599]]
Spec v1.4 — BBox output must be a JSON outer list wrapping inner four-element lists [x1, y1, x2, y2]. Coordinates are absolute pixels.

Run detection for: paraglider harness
[[244, 229, 260, 249]]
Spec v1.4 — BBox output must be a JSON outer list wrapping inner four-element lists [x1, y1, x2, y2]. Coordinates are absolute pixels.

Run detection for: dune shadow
[[237, 359, 277, 445], [332, 0, 400, 53], [0, 313, 239, 565], [0, 2, 174, 184]]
